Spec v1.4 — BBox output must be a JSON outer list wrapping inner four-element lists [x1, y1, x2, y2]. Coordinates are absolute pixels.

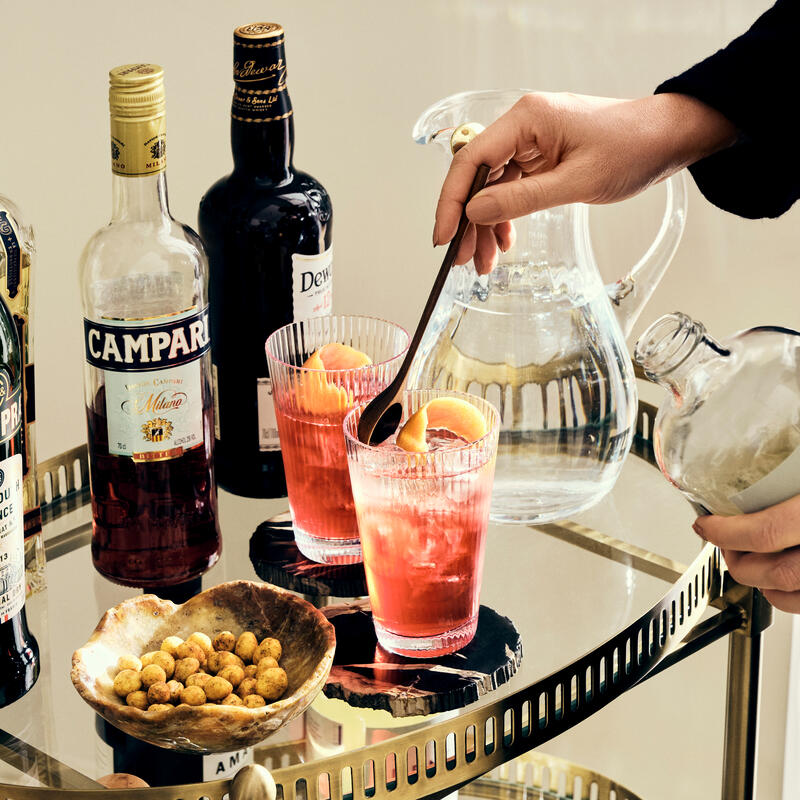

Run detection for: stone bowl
[[71, 580, 336, 753]]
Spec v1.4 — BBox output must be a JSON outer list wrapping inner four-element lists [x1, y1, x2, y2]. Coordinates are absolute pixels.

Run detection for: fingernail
[[432, 224, 440, 247], [692, 522, 706, 540], [468, 194, 501, 222]]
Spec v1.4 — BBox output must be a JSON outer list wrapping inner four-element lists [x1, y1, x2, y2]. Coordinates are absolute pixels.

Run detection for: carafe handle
[[606, 171, 688, 339]]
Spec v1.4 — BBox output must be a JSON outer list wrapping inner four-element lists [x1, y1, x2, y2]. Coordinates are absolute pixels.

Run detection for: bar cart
[[0, 391, 770, 800]]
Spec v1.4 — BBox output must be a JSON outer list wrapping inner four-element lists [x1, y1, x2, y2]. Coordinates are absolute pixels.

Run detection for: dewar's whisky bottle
[[79, 65, 221, 588], [199, 23, 333, 498]]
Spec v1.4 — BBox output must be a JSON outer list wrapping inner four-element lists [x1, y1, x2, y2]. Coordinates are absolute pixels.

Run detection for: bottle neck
[[109, 110, 168, 222], [230, 28, 293, 182], [111, 171, 170, 222], [231, 114, 294, 182], [635, 312, 729, 398]]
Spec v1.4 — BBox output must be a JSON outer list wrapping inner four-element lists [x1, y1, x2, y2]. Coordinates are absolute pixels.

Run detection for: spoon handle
[[396, 164, 491, 385]]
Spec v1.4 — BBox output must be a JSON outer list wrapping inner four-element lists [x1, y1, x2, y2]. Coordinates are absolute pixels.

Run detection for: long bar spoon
[[357, 159, 490, 445]]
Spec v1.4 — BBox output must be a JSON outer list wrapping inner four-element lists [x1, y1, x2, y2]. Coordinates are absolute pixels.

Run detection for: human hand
[[433, 91, 737, 274], [693, 495, 800, 613]]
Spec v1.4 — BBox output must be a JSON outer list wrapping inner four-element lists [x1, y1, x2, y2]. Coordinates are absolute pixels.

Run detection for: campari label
[[84, 307, 210, 462], [292, 246, 332, 320]]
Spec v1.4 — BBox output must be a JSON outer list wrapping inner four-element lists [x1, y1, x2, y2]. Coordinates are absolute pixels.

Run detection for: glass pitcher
[[409, 90, 688, 524]]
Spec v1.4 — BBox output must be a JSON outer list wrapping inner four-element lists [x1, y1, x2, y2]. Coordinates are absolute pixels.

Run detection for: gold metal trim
[[37, 444, 89, 523], [478, 750, 646, 800], [236, 39, 286, 48], [534, 519, 686, 584], [231, 111, 293, 123], [236, 86, 285, 96]]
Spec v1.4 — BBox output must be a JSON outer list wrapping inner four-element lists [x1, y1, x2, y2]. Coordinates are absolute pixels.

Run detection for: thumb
[[466, 163, 589, 224]]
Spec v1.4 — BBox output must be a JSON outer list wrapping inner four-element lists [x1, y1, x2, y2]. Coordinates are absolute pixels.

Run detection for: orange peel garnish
[[312, 343, 372, 371], [396, 397, 488, 453], [297, 343, 372, 414]]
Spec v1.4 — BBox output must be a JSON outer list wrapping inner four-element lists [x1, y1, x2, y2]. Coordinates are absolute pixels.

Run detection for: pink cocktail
[[344, 391, 500, 657], [266, 316, 408, 564]]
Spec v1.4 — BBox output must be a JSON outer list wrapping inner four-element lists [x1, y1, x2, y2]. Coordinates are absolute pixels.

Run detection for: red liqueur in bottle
[[80, 65, 220, 587]]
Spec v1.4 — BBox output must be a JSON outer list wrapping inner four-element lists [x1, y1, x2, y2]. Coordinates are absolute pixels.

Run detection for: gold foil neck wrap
[[108, 64, 166, 177]]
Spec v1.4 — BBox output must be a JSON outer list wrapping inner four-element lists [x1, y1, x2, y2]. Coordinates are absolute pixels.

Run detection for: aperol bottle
[[199, 23, 333, 498], [80, 65, 220, 588]]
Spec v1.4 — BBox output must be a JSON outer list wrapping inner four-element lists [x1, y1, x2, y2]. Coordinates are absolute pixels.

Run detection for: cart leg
[[721, 590, 771, 800]]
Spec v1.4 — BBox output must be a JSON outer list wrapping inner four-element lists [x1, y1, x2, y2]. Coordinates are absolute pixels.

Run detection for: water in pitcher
[[410, 260, 636, 523], [412, 90, 687, 524]]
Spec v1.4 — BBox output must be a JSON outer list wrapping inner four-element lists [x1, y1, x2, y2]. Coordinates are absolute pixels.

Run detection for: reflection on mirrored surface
[[0, 437, 698, 790]]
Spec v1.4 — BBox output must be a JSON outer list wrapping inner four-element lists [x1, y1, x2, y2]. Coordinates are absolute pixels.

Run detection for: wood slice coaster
[[321, 600, 523, 717], [249, 513, 368, 598]]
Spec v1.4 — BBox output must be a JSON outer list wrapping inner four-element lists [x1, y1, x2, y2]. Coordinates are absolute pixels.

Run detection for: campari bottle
[[79, 64, 220, 588], [0, 293, 39, 707], [199, 22, 333, 498]]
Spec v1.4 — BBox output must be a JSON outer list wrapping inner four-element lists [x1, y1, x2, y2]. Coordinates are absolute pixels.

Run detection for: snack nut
[[213, 631, 236, 652], [256, 667, 288, 701], [117, 654, 142, 672], [205, 676, 234, 702], [149, 651, 175, 679], [125, 690, 149, 710], [217, 665, 244, 688], [244, 694, 266, 708], [174, 657, 200, 683], [235, 632, 258, 662], [140, 664, 167, 689], [180, 685, 206, 706], [160, 636, 183, 657], [147, 682, 171, 704], [187, 632, 214, 657], [113, 669, 142, 697], [176, 641, 207, 667]]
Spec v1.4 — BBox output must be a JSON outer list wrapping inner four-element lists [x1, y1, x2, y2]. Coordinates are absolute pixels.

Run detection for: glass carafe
[[409, 90, 688, 524]]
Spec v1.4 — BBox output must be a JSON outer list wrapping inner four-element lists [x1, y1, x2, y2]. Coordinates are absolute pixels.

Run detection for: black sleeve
[[655, 0, 800, 219]]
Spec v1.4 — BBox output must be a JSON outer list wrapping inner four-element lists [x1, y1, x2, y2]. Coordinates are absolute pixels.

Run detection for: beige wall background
[[1, 1, 796, 799]]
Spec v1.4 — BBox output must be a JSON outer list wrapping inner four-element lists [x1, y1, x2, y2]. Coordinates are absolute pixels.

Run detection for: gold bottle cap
[[109, 64, 165, 118], [234, 22, 284, 40]]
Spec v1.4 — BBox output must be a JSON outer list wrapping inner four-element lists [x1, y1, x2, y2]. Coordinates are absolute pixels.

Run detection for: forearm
[[655, 0, 800, 218], [639, 93, 739, 176]]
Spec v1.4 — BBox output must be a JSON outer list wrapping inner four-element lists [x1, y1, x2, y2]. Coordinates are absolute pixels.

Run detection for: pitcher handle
[[606, 171, 688, 339]]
